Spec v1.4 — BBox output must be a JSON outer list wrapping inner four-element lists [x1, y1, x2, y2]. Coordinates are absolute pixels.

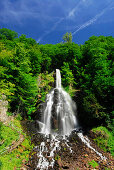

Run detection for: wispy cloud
[[37, 17, 64, 43], [68, 7, 78, 18], [1, 0, 113, 43], [68, 0, 83, 18], [72, 5, 111, 35], [0, 0, 86, 42], [37, 0, 85, 43], [0, 0, 53, 24]]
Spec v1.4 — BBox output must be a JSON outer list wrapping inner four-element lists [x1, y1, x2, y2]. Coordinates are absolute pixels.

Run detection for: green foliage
[[62, 32, 72, 44], [0, 28, 18, 40], [6, 112, 13, 116], [0, 124, 19, 154], [88, 160, 99, 168], [0, 80, 15, 101], [19, 34, 36, 46], [0, 38, 38, 118], [92, 126, 114, 156], [0, 119, 34, 170], [61, 62, 76, 96], [54, 154, 60, 160], [83, 93, 105, 119], [61, 62, 74, 86], [28, 45, 42, 75], [37, 71, 54, 102], [77, 36, 114, 128], [16, 114, 23, 121], [0, 28, 113, 130]]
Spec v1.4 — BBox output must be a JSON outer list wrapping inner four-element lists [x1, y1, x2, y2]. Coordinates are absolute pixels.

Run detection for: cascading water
[[39, 69, 77, 136], [35, 69, 106, 170]]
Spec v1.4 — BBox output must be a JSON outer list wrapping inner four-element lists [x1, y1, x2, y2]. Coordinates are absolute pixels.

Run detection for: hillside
[[0, 28, 114, 169]]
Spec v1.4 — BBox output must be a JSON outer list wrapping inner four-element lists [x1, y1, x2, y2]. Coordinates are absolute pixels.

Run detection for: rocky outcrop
[[0, 95, 8, 123]]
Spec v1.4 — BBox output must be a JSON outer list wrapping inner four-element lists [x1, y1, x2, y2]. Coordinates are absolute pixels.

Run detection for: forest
[[0, 28, 114, 169]]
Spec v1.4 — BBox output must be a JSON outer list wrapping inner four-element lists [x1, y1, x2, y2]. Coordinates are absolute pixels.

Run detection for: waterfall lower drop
[[36, 69, 106, 169]]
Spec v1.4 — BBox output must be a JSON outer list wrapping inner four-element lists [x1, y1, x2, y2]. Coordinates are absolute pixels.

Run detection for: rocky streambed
[[26, 129, 114, 170]]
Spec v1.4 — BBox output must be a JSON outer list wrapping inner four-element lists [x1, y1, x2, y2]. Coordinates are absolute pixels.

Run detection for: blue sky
[[0, 0, 114, 44]]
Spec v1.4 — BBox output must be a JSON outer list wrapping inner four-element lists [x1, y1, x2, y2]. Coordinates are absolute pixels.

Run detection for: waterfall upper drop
[[56, 69, 61, 88], [39, 69, 78, 136]]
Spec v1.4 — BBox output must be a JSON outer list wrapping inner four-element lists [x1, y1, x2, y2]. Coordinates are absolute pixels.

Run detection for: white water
[[56, 69, 61, 88], [36, 69, 106, 169], [36, 136, 60, 170], [77, 133, 106, 160], [40, 69, 77, 136]]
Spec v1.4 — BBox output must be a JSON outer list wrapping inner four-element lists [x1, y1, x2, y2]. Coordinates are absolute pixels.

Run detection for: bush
[[92, 126, 114, 156]]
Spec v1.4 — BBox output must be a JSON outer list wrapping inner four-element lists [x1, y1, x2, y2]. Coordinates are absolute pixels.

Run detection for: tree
[[62, 32, 72, 44], [19, 34, 36, 46], [0, 28, 18, 40]]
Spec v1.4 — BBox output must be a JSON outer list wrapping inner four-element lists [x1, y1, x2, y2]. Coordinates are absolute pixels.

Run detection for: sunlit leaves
[[62, 32, 72, 44], [0, 28, 18, 40]]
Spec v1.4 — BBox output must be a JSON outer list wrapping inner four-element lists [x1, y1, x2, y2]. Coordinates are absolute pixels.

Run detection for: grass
[[0, 116, 34, 170], [92, 126, 114, 157], [0, 124, 19, 154], [88, 160, 99, 168], [0, 140, 31, 170]]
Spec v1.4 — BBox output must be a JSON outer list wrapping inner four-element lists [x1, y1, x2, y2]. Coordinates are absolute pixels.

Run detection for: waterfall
[[35, 69, 106, 170], [39, 69, 78, 136]]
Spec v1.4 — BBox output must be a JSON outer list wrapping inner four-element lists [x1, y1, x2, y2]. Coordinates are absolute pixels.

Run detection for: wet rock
[[57, 158, 62, 167], [62, 163, 69, 169], [27, 131, 114, 170]]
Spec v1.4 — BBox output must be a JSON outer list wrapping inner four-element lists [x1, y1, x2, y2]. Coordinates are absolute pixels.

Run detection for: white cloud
[[1, 0, 113, 43], [68, 8, 77, 17], [68, 0, 85, 18], [0, 0, 53, 24], [72, 6, 110, 35], [37, 0, 85, 42], [37, 17, 64, 43]]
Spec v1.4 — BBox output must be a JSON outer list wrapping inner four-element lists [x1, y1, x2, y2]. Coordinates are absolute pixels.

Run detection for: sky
[[0, 0, 114, 44]]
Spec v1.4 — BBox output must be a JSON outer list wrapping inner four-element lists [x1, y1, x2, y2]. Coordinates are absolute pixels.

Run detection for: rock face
[[0, 95, 8, 123], [51, 88, 59, 131]]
